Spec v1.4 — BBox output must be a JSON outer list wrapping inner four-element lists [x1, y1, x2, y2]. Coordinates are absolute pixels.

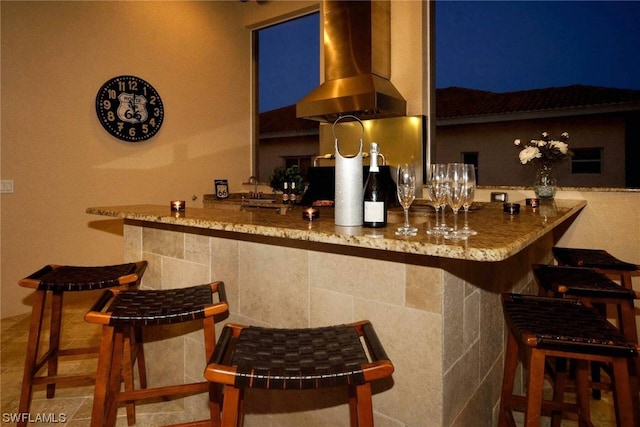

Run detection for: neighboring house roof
[[259, 105, 318, 137], [436, 85, 640, 123], [260, 85, 640, 132]]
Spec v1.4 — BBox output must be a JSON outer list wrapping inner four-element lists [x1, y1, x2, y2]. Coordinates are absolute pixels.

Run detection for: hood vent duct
[[296, 0, 406, 122]]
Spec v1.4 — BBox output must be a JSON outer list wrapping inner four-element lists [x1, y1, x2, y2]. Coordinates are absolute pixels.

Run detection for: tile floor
[[0, 292, 621, 427]]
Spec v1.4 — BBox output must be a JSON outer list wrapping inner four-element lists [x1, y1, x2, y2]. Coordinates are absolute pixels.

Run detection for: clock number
[[149, 96, 157, 105], [102, 100, 112, 110], [149, 118, 156, 127], [129, 127, 136, 137], [142, 124, 149, 134], [107, 111, 116, 122]]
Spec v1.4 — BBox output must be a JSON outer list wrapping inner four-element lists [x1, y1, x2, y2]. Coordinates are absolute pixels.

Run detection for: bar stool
[[552, 247, 639, 290], [85, 281, 229, 427], [18, 261, 148, 427], [204, 320, 394, 427], [533, 264, 640, 402], [498, 293, 639, 427]]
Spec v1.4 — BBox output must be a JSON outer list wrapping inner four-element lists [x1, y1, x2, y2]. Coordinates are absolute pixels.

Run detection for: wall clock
[[95, 75, 164, 142]]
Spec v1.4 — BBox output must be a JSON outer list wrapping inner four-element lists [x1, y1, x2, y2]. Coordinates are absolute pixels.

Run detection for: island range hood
[[296, 0, 407, 122]]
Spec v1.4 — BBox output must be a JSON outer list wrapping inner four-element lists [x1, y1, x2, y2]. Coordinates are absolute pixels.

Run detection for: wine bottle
[[290, 182, 297, 204], [363, 143, 387, 228], [282, 182, 289, 204]]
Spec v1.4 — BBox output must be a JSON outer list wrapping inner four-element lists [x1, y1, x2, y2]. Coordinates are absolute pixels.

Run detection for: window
[[461, 152, 479, 182], [254, 13, 320, 182], [571, 148, 602, 175], [435, 1, 640, 188]]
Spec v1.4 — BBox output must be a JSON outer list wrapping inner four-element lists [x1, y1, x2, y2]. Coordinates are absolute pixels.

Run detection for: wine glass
[[426, 164, 446, 235], [395, 163, 418, 236], [461, 164, 478, 236], [443, 163, 467, 240]]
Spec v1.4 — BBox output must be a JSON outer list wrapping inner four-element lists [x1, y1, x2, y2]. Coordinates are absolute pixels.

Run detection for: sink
[[240, 204, 284, 215]]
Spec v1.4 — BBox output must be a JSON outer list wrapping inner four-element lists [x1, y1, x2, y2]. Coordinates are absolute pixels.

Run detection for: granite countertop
[[86, 199, 586, 262]]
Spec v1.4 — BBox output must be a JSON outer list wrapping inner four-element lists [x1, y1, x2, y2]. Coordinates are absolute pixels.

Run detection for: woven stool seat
[[498, 294, 639, 427], [104, 284, 216, 326], [553, 247, 638, 271], [552, 247, 639, 290], [21, 263, 141, 292], [86, 282, 229, 427], [17, 261, 148, 427], [503, 293, 636, 357], [227, 325, 369, 390], [534, 264, 636, 300], [205, 321, 394, 426]]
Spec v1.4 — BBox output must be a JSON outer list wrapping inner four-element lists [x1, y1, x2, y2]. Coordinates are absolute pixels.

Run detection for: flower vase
[[533, 163, 557, 200]]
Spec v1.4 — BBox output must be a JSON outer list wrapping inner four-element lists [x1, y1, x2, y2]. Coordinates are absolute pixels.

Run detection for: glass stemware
[[395, 163, 418, 236], [461, 164, 478, 236], [426, 164, 447, 235], [443, 163, 467, 241]]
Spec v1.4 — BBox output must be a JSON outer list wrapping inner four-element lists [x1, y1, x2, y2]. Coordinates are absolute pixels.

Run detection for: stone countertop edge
[[86, 200, 586, 262]]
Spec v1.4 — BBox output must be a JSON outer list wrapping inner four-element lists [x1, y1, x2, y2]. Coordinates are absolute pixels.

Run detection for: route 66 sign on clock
[[95, 75, 164, 142]]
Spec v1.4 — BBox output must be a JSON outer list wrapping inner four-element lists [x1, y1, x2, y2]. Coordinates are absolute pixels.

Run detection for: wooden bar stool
[[18, 261, 147, 427], [499, 293, 639, 427], [204, 320, 394, 427], [533, 264, 640, 402], [552, 247, 639, 290], [85, 281, 229, 427]]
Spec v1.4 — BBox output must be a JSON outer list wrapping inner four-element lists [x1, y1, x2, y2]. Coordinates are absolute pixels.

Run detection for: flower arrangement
[[514, 131, 572, 165]]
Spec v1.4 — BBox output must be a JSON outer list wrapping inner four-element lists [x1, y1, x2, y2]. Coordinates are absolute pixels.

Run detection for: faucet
[[248, 176, 258, 198]]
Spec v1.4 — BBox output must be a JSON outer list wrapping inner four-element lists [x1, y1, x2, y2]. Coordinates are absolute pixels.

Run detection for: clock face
[[95, 75, 164, 142]]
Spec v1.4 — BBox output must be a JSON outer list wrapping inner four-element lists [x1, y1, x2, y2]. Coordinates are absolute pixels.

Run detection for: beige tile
[[237, 242, 309, 327], [406, 263, 443, 313], [143, 227, 184, 259], [309, 251, 405, 306]]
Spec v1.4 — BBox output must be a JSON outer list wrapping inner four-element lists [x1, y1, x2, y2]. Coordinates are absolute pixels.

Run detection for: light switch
[[1, 179, 14, 193]]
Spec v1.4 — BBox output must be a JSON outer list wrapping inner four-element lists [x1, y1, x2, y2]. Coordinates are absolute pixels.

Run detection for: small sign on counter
[[215, 179, 229, 199]]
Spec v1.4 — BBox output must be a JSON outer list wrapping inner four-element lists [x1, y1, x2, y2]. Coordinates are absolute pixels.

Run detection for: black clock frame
[[95, 75, 164, 142]]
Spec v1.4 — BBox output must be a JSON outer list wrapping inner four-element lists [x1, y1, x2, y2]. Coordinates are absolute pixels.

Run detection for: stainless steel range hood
[[296, 0, 406, 122]]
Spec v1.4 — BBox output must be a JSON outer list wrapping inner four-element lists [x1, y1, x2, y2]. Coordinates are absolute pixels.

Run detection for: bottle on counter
[[290, 182, 297, 204], [363, 142, 387, 228], [282, 182, 289, 204]]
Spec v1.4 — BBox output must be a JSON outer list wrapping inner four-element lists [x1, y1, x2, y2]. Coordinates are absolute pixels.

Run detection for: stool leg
[[610, 357, 638, 427], [220, 386, 241, 427], [574, 359, 592, 426], [550, 358, 568, 427], [46, 290, 64, 398], [105, 328, 125, 427], [91, 325, 117, 427], [122, 328, 136, 425], [525, 349, 546, 427], [354, 382, 374, 427], [133, 326, 147, 389], [498, 329, 519, 427], [18, 290, 47, 426], [349, 385, 358, 427], [203, 316, 222, 425]]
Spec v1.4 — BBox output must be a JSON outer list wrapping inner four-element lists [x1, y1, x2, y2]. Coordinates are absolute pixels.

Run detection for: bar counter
[[87, 199, 585, 427]]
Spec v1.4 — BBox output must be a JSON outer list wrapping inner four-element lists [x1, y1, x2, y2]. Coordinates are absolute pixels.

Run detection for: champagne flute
[[444, 163, 467, 240], [461, 164, 478, 236], [395, 163, 418, 236], [426, 164, 446, 235]]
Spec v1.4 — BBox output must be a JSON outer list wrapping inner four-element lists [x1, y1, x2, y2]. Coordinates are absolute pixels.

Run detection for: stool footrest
[[116, 381, 209, 403]]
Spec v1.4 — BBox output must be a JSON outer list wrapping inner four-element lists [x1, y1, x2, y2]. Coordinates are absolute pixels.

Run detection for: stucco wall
[[1, 1, 253, 317]]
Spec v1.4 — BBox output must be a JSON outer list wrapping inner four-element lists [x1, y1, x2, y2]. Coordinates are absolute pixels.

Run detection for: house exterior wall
[[435, 114, 627, 187]]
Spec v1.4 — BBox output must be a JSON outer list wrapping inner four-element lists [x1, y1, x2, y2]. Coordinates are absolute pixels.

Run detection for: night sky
[[258, 1, 640, 113]]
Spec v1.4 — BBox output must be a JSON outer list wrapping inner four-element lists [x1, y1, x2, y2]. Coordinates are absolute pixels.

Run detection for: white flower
[[519, 146, 541, 164], [549, 140, 569, 154], [514, 138, 521, 146], [542, 132, 549, 138], [561, 132, 569, 139]]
